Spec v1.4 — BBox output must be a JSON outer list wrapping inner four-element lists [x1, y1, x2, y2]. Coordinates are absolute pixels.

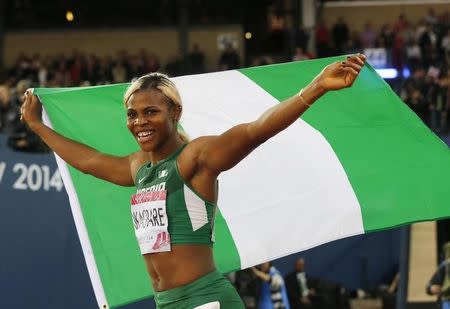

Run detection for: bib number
[[131, 190, 171, 254]]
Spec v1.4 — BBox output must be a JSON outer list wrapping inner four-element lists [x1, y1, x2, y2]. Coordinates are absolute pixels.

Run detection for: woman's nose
[[135, 116, 149, 126]]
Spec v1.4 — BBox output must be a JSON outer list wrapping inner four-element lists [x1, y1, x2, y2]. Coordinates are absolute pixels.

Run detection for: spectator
[[315, 19, 331, 58], [52, 54, 71, 87], [112, 59, 128, 83], [425, 8, 439, 26], [392, 30, 406, 78], [285, 257, 319, 309], [419, 23, 438, 66], [393, 14, 409, 33], [0, 85, 13, 134], [219, 43, 240, 70], [81, 54, 99, 84], [405, 37, 422, 71], [292, 47, 310, 62], [37, 56, 51, 87], [379, 24, 394, 49], [415, 19, 427, 41], [425, 72, 442, 130], [401, 67, 427, 101], [441, 28, 450, 63], [436, 68, 450, 133], [2, 79, 48, 152], [296, 27, 310, 54], [235, 269, 259, 309], [360, 22, 377, 48], [165, 53, 184, 77], [426, 242, 450, 309], [332, 17, 350, 54], [377, 272, 400, 309], [12, 53, 33, 81], [406, 89, 429, 124], [144, 53, 161, 73], [252, 262, 290, 309], [188, 43, 206, 74], [96, 57, 113, 85], [69, 54, 83, 86], [3, 79, 31, 135]]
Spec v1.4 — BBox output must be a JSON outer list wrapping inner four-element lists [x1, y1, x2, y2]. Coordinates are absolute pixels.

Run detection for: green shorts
[[154, 270, 244, 309]]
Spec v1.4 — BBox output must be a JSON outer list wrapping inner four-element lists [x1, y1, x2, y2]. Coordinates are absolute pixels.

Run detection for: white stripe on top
[[184, 184, 208, 231]]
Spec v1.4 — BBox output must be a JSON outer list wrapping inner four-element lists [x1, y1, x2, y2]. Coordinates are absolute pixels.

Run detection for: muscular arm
[[197, 82, 324, 174], [196, 54, 365, 175], [22, 93, 135, 186]]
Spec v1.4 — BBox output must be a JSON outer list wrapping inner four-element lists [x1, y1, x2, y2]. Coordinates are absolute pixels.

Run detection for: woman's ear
[[173, 104, 182, 122]]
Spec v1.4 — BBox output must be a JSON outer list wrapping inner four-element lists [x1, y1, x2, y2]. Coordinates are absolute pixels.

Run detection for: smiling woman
[[20, 55, 366, 308], [124, 73, 189, 153]]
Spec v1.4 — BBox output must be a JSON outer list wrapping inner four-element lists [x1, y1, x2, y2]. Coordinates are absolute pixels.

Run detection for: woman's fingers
[[342, 66, 359, 76], [342, 60, 362, 72], [342, 67, 359, 87], [20, 92, 35, 121], [346, 54, 366, 66], [30, 94, 39, 105]]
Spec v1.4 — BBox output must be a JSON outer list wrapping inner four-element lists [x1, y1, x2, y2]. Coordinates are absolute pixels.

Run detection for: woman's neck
[[149, 135, 184, 165]]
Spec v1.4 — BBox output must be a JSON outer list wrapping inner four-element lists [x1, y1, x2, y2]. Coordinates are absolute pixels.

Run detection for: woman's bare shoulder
[[177, 136, 216, 180], [180, 136, 215, 160]]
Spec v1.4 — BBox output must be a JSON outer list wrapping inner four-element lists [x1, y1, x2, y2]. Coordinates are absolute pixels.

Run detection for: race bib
[[131, 190, 171, 254]]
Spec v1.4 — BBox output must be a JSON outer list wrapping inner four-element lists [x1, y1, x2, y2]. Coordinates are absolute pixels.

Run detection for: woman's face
[[126, 89, 178, 152]]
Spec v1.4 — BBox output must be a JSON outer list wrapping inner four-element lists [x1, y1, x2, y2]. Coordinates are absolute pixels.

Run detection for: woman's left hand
[[314, 54, 366, 92]]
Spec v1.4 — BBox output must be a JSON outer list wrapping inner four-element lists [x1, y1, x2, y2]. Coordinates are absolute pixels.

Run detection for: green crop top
[[133, 144, 216, 248]]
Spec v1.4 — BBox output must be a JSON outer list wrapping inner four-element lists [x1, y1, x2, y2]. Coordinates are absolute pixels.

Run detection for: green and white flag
[[36, 57, 450, 309]]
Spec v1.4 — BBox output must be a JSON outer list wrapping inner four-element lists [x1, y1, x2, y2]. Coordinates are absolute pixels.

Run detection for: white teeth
[[137, 131, 153, 137]]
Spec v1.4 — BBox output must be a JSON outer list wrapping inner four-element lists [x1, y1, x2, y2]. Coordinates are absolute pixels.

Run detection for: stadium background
[[0, 1, 449, 308]]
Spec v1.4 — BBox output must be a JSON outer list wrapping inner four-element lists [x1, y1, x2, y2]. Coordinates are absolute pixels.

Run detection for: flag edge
[[42, 108, 110, 309]]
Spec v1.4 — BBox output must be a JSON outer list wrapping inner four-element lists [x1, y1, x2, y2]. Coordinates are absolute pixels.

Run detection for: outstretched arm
[[197, 54, 366, 175], [21, 92, 135, 186], [251, 267, 271, 282]]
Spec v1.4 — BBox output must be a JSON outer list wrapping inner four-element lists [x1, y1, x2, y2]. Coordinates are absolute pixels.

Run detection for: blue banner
[[0, 134, 156, 309], [0, 134, 97, 308]]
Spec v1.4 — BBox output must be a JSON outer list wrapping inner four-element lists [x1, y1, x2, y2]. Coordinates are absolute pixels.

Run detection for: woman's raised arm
[[21, 91, 135, 186], [195, 54, 366, 176]]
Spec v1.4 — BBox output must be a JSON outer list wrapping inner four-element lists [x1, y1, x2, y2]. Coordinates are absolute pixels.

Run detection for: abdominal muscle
[[144, 244, 216, 292]]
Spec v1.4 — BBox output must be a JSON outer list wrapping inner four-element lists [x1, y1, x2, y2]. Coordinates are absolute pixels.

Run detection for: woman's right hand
[[21, 89, 43, 130], [19, 89, 136, 186]]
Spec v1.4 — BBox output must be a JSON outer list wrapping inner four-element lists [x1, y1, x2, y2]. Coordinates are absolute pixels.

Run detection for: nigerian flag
[[35, 57, 450, 309]]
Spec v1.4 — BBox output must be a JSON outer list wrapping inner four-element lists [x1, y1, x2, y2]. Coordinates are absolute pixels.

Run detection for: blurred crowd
[[228, 257, 399, 309], [0, 44, 241, 152], [308, 8, 450, 134], [228, 258, 346, 309], [0, 8, 449, 152]]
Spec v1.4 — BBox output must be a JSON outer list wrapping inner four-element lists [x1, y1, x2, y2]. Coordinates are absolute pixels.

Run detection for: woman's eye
[[127, 112, 136, 118], [146, 109, 157, 115]]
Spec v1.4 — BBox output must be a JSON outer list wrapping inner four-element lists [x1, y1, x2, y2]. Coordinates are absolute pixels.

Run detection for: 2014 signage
[[0, 161, 64, 192]]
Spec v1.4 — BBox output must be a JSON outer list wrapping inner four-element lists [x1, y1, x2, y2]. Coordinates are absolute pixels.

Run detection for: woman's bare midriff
[[143, 244, 216, 292]]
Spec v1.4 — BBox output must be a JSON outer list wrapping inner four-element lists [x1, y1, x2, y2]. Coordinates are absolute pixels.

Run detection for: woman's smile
[[136, 129, 156, 143]]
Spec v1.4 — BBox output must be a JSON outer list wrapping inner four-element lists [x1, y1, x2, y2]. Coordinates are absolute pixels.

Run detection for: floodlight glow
[[66, 11, 74, 22], [245, 32, 252, 40], [403, 67, 411, 78], [375, 68, 398, 79]]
